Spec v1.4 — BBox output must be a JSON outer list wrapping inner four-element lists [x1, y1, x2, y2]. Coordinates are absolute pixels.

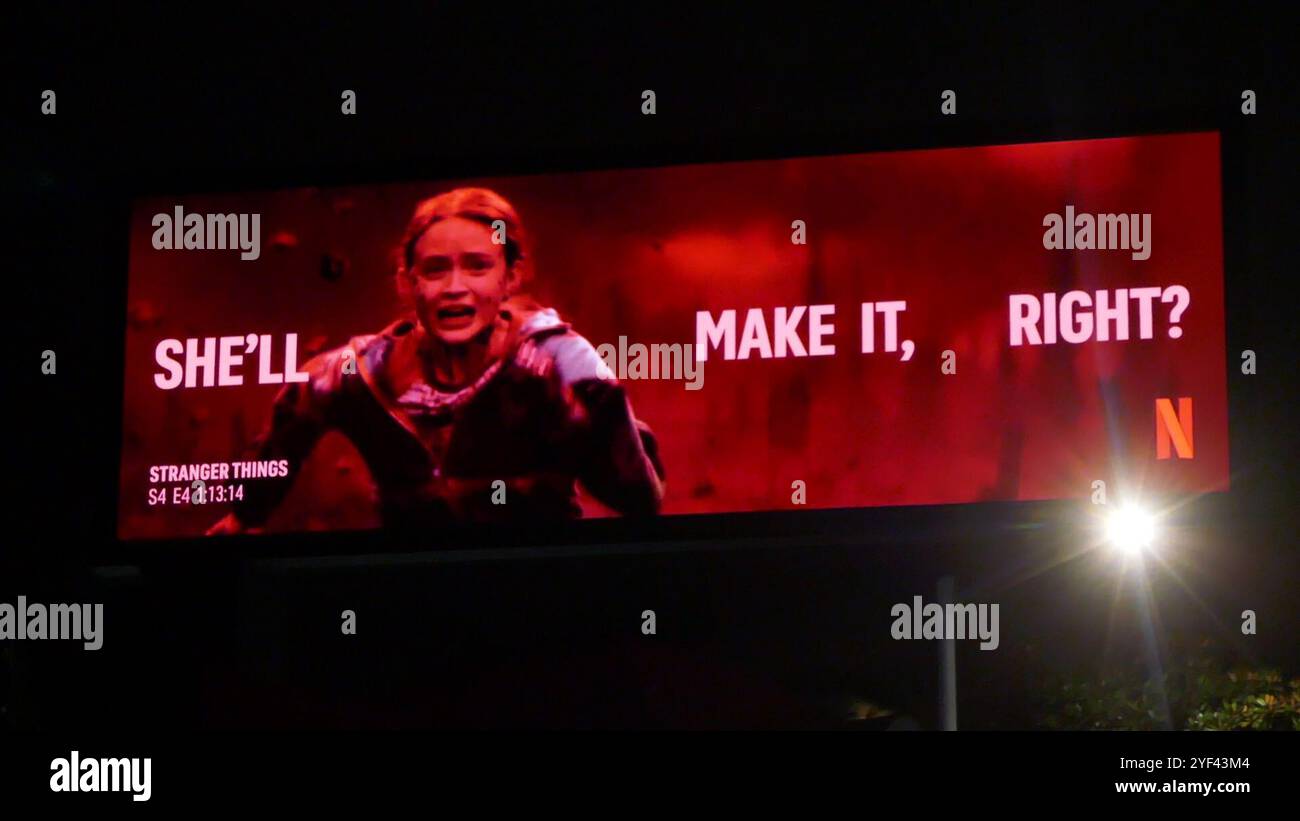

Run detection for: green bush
[[1037, 645, 1299, 731]]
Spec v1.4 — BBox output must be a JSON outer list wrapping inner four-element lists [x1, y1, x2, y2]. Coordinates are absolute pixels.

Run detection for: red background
[[119, 132, 1227, 538]]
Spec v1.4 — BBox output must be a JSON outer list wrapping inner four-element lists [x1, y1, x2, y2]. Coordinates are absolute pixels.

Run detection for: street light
[[1105, 506, 1156, 555]]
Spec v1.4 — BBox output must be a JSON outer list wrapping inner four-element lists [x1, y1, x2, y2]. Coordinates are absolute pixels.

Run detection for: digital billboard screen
[[118, 131, 1227, 540]]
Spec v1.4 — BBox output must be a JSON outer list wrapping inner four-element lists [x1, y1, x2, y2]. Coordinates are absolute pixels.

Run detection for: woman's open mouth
[[435, 304, 478, 329]]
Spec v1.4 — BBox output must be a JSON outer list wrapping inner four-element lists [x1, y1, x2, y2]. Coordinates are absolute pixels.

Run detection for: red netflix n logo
[[1155, 397, 1194, 459]]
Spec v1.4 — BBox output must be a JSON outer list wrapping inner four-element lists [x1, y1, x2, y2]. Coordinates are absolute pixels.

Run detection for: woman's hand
[[532, 332, 615, 388]]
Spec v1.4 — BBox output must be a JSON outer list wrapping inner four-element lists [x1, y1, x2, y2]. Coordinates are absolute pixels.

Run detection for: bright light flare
[[1106, 506, 1157, 554]]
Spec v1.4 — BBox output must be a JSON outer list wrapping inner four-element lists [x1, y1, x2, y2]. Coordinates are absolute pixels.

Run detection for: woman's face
[[407, 216, 516, 345]]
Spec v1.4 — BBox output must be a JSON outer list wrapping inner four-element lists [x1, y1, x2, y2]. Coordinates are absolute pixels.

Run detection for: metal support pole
[[938, 575, 958, 731]]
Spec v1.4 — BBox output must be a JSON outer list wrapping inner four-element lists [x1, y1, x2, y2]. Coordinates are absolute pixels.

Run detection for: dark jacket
[[231, 299, 665, 530]]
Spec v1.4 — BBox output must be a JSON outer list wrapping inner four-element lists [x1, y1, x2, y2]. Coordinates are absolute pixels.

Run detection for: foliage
[[1037, 644, 1299, 731]]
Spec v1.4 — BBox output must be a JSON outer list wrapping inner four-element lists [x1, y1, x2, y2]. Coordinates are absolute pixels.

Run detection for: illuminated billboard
[[118, 131, 1227, 540]]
